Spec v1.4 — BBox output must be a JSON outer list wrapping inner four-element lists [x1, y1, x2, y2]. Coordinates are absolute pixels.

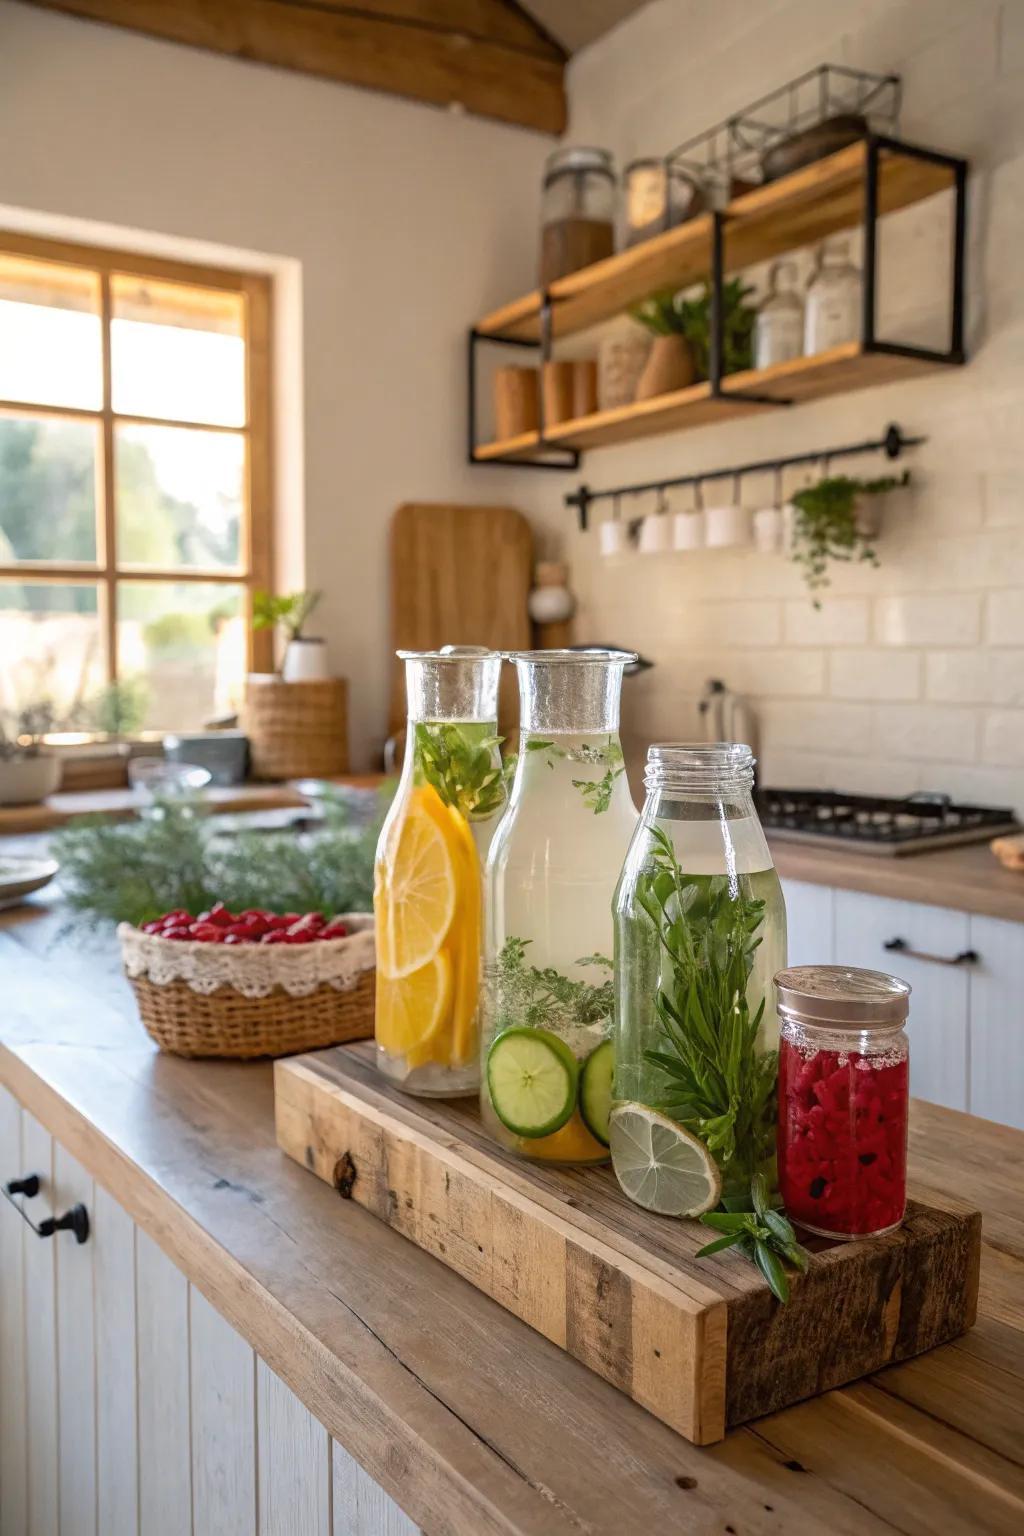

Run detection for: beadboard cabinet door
[[968, 914, 1024, 1130], [834, 890, 971, 1111], [0, 1091, 420, 1536], [781, 879, 835, 967]]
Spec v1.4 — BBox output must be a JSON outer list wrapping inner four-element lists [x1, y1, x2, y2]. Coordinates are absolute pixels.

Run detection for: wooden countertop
[[770, 836, 1024, 924], [1, 894, 1023, 1535]]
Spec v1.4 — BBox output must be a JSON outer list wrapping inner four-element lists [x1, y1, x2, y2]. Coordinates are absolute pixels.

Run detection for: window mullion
[[99, 270, 118, 682]]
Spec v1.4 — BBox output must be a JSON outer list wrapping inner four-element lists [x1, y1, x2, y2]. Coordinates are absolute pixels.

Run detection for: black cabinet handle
[[3, 1176, 90, 1244], [884, 937, 979, 968]]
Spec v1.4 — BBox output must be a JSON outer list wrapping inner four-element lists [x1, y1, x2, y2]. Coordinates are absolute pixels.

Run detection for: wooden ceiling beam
[[24, 0, 568, 134]]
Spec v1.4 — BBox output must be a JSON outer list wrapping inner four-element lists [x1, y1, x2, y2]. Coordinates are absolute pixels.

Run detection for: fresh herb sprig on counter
[[490, 937, 614, 1031], [414, 722, 507, 820], [696, 1174, 810, 1303]]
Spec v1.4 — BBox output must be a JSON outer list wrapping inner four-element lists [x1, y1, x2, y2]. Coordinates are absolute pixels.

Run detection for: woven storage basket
[[118, 914, 374, 1059], [243, 675, 349, 780]]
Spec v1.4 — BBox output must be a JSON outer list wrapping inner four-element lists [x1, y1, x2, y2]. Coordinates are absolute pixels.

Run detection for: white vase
[[704, 502, 753, 549], [752, 506, 784, 554], [672, 510, 705, 551], [282, 637, 329, 682], [0, 753, 62, 806], [637, 513, 673, 555], [599, 520, 630, 557]]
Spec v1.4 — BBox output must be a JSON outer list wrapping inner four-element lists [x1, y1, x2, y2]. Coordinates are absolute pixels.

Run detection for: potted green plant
[[789, 471, 909, 601], [89, 677, 149, 737], [674, 278, 757, 380], [0, 703, 63, 806], [253, 590, 326, 681], [630, 292, 696, 400]]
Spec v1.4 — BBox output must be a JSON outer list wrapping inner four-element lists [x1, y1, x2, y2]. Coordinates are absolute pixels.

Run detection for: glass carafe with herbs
[[611, 744, 787, 1215], [482, 650, 638, 1164], [374, 648, 506, 1096]]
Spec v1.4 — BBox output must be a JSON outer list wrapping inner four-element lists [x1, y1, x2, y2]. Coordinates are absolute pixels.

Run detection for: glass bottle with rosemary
[[611, 744, 787, 1208], [482, 650, 638, 1164], [374, 647, 506, 1096]]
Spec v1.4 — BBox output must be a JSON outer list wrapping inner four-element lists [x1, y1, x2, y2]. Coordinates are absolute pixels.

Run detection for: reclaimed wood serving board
[[275, 1042, 981, 1446]]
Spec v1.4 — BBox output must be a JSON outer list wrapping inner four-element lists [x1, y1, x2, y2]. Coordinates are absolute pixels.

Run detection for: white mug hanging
[[672, 480, 705, 551], [638, 490, 673, 555], [705, 473, 752, 548], [752, 465, 786, 554], [599, 495, 630, 556]]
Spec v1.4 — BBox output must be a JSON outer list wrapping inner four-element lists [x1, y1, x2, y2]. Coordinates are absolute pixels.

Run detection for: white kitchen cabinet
[[0, 1093, 420, 1536], [781, 879, 835, 966], [967, 915, 1024, 1130], [834, 890, 971, 1112]]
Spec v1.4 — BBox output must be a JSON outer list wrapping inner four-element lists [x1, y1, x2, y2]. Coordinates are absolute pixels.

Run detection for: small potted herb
[[789, 471, 909, 602], [675, 277, 757, 380], [253, 589, 326, 681], [0, 703, 63, 806], [630, 292, 696, 400]]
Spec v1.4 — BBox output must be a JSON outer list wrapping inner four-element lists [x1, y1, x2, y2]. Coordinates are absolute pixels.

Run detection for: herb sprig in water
[[490, 937, 613, 1032], [414, 722, 507, 820]]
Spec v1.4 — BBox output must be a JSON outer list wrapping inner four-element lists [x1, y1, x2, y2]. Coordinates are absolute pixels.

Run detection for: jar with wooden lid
[[539, 147, 616, 286], [776, 965, 910, 1240]]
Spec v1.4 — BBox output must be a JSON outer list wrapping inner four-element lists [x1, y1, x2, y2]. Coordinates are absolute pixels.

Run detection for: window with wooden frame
[[0, 233, 272, 735]]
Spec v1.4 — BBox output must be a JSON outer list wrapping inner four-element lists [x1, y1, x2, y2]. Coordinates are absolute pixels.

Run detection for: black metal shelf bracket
[[466, 288, 580, 471], [4, 1175, 90, 1245], [564, 421, 924, 532]]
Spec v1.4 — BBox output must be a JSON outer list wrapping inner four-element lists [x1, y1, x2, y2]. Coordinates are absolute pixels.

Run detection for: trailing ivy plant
[[790, 471, 909, 604]]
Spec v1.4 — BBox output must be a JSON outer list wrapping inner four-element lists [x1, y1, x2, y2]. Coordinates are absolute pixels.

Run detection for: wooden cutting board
[[389, 503, 533, 740], [275, 1042, 981, 1447]]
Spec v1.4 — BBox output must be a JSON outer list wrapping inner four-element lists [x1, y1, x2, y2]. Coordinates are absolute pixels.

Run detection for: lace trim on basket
[[118, 914, 376, 997]]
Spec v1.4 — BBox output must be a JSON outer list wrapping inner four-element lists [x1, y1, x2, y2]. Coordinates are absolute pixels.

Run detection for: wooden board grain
[[388, 503, 532, 743], [275, 1043, 981, 1446]]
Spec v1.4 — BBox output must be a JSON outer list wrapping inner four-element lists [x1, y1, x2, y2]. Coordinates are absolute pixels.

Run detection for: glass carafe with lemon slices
[[374, 648, 506, 1096], [482, 650, 638, 1163]]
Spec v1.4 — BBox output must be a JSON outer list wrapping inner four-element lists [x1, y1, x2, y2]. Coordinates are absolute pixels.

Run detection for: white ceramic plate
[[0, 856, 59, 911]]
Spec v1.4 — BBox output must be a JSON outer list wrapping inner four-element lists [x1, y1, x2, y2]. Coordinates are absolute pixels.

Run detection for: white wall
[[530, 0, 1024, 812], [0, 0, 550, 767]]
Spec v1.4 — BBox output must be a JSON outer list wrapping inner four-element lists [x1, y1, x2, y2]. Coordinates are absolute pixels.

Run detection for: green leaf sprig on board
[[413, 722, 507, 820], [53, 787, 391, 931], [696, 1174, 810, 1303], [489, 937, 613, 1033]]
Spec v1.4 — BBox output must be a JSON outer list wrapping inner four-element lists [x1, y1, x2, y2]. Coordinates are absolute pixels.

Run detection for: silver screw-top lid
[[774, 965, 911, 1028]]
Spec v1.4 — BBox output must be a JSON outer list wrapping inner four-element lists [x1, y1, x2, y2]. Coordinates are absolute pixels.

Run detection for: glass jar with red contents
[[775, 966, 911, 1240]]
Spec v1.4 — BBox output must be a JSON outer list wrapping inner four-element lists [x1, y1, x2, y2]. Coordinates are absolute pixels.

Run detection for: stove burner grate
[[755, 789, 1018, 854]]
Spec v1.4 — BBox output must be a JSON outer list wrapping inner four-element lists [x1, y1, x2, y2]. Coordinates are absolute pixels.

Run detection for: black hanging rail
[[564, 421, 924, 530]]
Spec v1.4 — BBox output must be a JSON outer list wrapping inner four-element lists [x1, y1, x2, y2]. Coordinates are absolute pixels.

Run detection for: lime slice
[[579, 1039, 615, 1146], [609, 1103, 722, 1217], [487, 1028, 578, 1139]]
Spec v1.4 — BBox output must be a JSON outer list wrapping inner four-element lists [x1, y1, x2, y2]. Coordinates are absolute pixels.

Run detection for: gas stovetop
[[755, 789, 1020, 857]]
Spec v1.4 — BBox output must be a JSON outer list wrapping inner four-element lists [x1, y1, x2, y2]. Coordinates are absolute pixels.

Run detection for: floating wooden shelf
[[476, 141, 956, 344], [473, 343, 947, 459]]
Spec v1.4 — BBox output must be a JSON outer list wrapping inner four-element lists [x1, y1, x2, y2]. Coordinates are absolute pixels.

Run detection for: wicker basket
[[242, 675, 349, 780], [119, 914, 375, 1059]]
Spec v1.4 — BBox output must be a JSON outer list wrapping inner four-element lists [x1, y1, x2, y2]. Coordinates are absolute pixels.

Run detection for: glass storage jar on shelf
[[754, 258, 805, 369], [776, 965, 910, 1239], [374, 647, 506, 1097], [539, 147, 616, 286], [804, 235, 861, 354], [611, 744, 787, 1211], [482, 650, 638, 1164]]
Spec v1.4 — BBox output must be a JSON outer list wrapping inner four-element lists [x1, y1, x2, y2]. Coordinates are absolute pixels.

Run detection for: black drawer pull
[[884, 937, 979, 968], [3, 1176, 90, 1244]]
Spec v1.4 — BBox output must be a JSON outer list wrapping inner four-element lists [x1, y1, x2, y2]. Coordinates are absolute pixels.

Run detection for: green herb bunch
[[414, 722, 507, 820], [53, 787, 391, 931], [790, 471, 908, 603], [696, 1174, 809, 1303], [636, 824, 777, 1192], [252, 588, 321, 642], [490, 937, 613, 1032]]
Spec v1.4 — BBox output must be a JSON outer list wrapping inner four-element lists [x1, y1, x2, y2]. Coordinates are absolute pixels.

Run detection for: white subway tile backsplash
[[762, 700, 875, 755], [783, 599, 871, 646], [874, 704, 979, 763], [987, 590, 1024, 644], [830, 649, 922, 701], [722, 649, 826, 697], [982, 709, 1024, 767], [875, 594, 982, 646], [925, 649, 1024, 705], [983, 470, 1024, 527]]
